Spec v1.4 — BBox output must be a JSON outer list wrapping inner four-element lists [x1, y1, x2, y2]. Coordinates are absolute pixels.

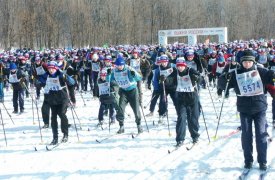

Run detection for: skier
[[8, 63, 27, 114], [110, 57, 143, 134], [97, 68, 117, 126], [219, 50, 275, 170], [38, 61, 74, 145], [174, 57, 201, 147]]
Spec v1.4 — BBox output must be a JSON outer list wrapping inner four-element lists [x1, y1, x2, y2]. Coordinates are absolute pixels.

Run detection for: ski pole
[[23, 82, 43, 142], [213, 77, 231, 139], [143, 93, 157, 109], [0, 102, 15, 125], [70, 102, 80, 142], [162, 82, 171, 136], [140, 103, 149, 132], [65, 83, 82, 130], [204, 75, 219, 119], [79, 90, 86, 106], [200, 103, 210, 143], [0, 107, 7, 146]]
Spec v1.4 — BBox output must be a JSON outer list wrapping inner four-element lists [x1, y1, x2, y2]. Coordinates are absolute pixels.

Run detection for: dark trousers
[[42, 100, 50, 125], [80, 70, 92, 91], [240, 111, 268, 164], [176, 100, 200, 142], [116, 88, 141, 126], [98, 103, 116, 121], [149, 90, 160, 112], [159, 89, 177, 116], [13, 89, 24, 111], [50, 103, 69, 139], [91, 71, 99, 97]]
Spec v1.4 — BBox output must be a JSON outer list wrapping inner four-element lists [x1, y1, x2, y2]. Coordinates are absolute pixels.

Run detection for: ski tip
[[34, 147, 37, 151], [96, 139, 101, 143], [23, 131, 26, 134], [132, 134, 135, 139], [45, 146, 49, 151], [168, 150, 171, 154]]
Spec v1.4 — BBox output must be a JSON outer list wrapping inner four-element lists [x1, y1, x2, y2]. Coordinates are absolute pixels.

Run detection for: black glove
[[191, 74, 199, 83], [147, 84, 151, 90], [107, 68, 111, 75], [225, 73, 232, 80], [160, 75, 166, 82], [130, 70, 135, 77]]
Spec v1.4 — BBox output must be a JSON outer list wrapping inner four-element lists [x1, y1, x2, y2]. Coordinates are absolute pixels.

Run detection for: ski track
[[0, 87, 275, 179]]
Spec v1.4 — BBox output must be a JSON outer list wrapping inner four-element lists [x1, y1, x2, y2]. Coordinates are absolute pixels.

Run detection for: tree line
[[0, 0, 274, 50]]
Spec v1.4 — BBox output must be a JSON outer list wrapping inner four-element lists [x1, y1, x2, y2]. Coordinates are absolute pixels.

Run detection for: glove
[[139, 93, 143, 105], [147, 84, 151, 90], [107, 68, 111, 75], [191, 74, 199, 83], [225, 73, 232, 80], [19, 78, 26, 87], [130, 70, 135, 77], [160, 75, 166, 82], [20, 77, 25, 84]]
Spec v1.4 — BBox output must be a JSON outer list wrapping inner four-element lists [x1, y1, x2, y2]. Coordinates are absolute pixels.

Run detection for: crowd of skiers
[[1, 39, 275, 171]]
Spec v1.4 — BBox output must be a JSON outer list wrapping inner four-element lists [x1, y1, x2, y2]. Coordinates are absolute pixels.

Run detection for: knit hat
[[115, 57, 125, 66], [240, 50, 256, 63], [100, 69, 108, 77], [10, 63, 17, 70], [159, 55, 169, 63], [47, 61, 58, 70], [176, 57, 187, 67]]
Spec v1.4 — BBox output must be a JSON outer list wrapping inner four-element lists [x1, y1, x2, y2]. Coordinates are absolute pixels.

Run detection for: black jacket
[[176, 67, 200, 106], [220, 64, 274, 114]]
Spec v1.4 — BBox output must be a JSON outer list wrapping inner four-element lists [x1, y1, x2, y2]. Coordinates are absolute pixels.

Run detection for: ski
[[168, 146, 180, 154], [95, 133, 127, 143], [186, 142, 198, 151], [212, 128, 241, 141], [131, 133, 140, 139], [46, 143, 60, 151], [258, 170, 267, 180], [238, 169, 250, 180]]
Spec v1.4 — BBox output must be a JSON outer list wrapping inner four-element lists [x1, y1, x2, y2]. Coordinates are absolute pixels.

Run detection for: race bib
[[236, 69, 264, 96]]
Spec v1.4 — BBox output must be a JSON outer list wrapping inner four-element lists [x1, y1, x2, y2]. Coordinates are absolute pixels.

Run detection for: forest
[[0, 0, 274, 49]]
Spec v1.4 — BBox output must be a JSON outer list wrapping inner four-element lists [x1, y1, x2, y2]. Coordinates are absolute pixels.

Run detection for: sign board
[[158, 27, 228, 46]]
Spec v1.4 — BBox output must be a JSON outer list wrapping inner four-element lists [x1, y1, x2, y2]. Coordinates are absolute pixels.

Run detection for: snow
[[0, 85, 275, 180]]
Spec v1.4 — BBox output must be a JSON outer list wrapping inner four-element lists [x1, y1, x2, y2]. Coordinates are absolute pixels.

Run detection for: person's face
[[177, 66, 186, 72], [242, 61, 254, 69], [48, 68, 57, 74], [104, 61, 111, 66], [187, 55, 194, 61], [117, 65, 124, 70], [161, 61, 168, 67], [100, 75, 106, 80]]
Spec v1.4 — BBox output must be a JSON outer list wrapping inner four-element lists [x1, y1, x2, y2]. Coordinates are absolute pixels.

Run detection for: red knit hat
[[176, 57, 187, 67]]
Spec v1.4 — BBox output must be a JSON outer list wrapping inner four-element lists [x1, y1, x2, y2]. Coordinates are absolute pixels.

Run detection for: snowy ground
[[0, 84, 275, 180]]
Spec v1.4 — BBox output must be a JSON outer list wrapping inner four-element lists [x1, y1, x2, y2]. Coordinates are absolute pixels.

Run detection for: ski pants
[[176, 98, 200, 142], [50, 103, 69, 139], [116, 88, 141, 126], [240, 111, 268, 165]]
